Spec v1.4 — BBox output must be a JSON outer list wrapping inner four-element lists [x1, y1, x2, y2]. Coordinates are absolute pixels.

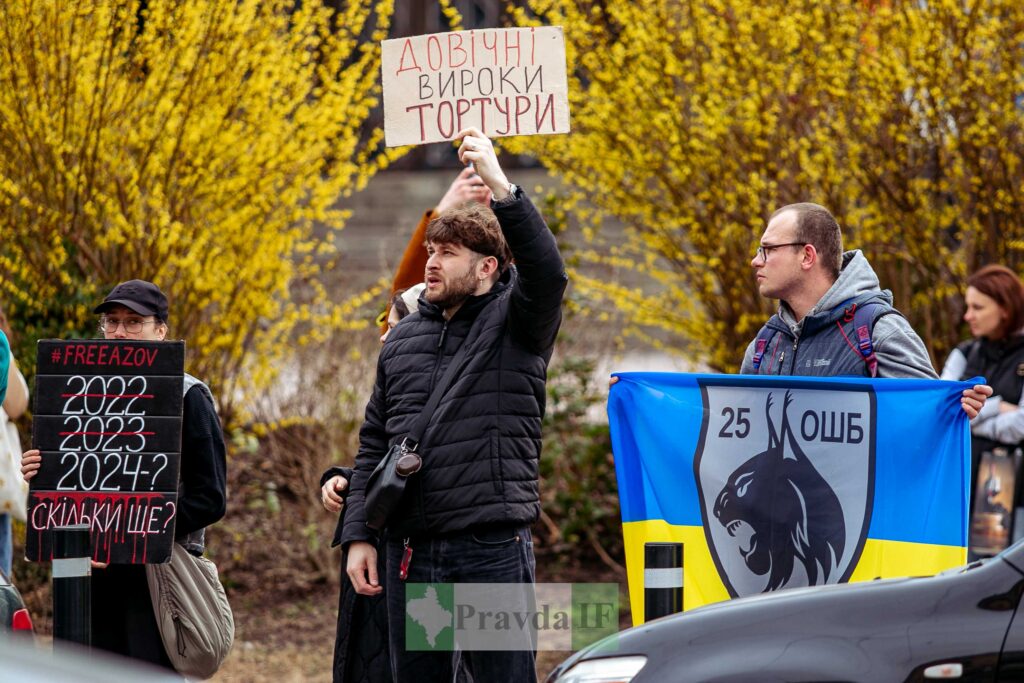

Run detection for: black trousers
[[91, 563, 175, 671]]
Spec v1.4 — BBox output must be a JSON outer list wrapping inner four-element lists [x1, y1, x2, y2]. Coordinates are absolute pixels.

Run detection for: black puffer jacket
[[341, 189, 567, 544]]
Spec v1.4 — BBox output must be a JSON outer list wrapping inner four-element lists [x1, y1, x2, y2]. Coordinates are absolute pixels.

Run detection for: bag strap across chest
[[403, 323, 478, 451], [834, 301, 891, 377], [752, 301, 892, 376]]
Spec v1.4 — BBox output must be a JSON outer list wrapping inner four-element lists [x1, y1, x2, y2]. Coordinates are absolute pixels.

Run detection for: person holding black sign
[[21, 280, 227, 670], [343, 128, 567, 683]]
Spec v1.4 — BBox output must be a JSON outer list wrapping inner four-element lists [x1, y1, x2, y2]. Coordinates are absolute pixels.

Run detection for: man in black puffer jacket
[[343, 128, 567, 683]]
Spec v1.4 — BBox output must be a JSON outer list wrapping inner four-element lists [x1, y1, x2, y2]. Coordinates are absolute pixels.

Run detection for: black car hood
[[553, 553, 1024, 683]]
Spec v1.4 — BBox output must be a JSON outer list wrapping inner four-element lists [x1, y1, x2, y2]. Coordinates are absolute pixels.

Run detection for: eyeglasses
[[755, 242, 807, 261], [98, 316, 158, 333]]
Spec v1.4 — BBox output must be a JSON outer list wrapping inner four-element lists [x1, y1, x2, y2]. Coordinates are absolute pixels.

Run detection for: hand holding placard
[[457, 128, 511, 200]]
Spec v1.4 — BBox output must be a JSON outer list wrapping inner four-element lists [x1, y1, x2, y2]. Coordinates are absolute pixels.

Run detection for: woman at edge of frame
[[941, 265, 1024, 552]]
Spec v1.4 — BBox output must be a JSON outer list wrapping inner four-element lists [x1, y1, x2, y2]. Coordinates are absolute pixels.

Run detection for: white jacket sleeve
[[940, 348, 967, 381], [971, 405, 1024, 445]]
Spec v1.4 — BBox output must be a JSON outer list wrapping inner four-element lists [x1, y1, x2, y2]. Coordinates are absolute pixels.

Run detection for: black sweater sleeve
[[175, 385, 228, 536]]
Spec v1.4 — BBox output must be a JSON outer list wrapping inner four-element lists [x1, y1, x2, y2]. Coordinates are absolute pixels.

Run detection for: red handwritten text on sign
[[382, 27, 570, 147]]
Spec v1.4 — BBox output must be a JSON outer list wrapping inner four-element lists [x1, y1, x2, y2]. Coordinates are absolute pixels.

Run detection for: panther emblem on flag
[[695, 380, 875, 598]]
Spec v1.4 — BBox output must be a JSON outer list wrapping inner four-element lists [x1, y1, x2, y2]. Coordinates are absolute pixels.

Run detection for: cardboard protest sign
[[26, 340, 185, 564], [382, 26, 570, 147]]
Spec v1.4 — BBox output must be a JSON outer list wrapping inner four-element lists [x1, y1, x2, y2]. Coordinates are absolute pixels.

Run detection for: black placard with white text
[[26, 340, 185, 564]]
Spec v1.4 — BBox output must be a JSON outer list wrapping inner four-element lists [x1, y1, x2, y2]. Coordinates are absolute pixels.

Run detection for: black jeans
[[385, 525, 537, 683], [91, 564, 177, 672]]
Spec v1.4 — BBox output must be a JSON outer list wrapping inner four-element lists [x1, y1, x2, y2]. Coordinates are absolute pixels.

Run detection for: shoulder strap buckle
[[752, 338, 769, 369], [851, 302, 886, 377]]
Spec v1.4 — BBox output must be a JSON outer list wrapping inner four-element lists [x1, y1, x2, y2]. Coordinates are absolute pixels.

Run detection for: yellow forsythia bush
[[0, 0, 403, 419], [505, 0, 1024, 370]]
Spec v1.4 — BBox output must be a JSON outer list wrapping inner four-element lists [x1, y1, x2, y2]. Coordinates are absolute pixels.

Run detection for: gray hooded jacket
[[741, 250, 936, 378]]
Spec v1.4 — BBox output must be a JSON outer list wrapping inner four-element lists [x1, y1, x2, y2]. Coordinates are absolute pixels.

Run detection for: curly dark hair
[[425, 203, 512, 272]]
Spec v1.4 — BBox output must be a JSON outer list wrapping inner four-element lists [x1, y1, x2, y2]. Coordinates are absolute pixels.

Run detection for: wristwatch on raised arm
[[492, 183, 519, 207]]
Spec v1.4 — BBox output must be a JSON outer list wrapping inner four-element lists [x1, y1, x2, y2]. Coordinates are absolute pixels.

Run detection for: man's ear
[[801, 244, 818, 271], [477, 255, 500, 280]]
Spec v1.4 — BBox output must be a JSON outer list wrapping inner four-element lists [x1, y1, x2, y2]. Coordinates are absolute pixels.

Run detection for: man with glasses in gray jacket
[[741, 202, 990, 417]]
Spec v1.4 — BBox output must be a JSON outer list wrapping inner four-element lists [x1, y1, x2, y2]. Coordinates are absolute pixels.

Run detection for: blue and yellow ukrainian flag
[[609, 372, 973, 625]]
